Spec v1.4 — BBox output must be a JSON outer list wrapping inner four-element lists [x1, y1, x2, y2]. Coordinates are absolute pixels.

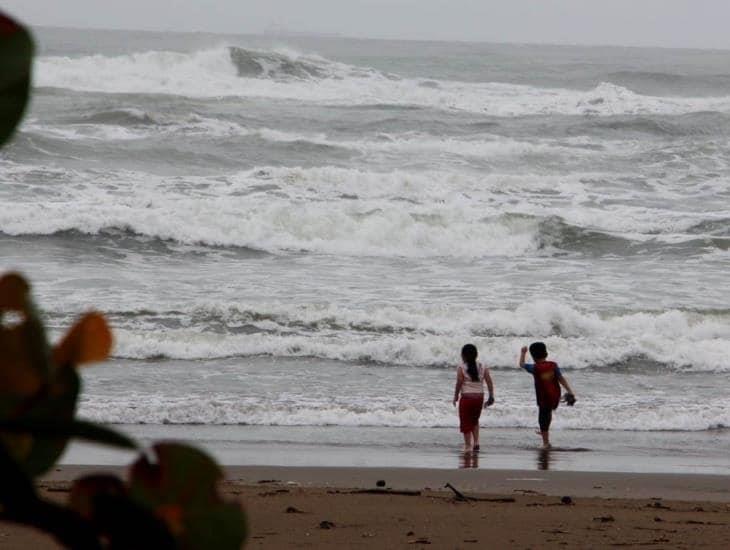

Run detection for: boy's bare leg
[[538, 407, 552, 448]]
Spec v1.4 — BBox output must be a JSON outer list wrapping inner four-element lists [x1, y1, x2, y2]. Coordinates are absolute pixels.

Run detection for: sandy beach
[[2, 465, 728, 549]]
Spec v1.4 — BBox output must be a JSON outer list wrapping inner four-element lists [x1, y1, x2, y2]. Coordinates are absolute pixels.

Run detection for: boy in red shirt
[[519, 342, 576, 449]]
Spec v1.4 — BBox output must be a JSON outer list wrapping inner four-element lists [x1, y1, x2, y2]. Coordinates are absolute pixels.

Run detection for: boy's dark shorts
[[538, 406, 553, 432]]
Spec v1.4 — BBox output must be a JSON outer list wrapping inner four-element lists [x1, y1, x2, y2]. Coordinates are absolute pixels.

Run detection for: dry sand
[[1, 466, 728, 549]]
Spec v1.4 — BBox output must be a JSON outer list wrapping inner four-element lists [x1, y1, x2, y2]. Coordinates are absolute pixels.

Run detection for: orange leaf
[[53, 312, 113, 368]]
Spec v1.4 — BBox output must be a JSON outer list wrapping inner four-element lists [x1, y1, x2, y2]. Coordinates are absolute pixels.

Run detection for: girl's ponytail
[[461, 343, 479, 382]]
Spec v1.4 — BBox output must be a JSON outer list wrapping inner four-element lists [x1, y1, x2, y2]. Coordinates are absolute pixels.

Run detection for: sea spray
[[35, 47, 730, 115]]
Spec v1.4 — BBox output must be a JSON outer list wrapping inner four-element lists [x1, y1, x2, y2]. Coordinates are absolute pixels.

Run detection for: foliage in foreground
[[0, 11, 246, 549], [0, 276, 247, 549]]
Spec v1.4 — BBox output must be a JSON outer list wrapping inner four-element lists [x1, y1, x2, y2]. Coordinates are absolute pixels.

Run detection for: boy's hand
[[521, 346, 528, 354]]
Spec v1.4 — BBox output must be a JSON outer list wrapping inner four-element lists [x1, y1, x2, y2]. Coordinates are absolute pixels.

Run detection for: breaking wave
[[42, 300, 729, 373], [78, 393, 730, 432], [2, 162, 727, 259], [35, 46, 730, 116]]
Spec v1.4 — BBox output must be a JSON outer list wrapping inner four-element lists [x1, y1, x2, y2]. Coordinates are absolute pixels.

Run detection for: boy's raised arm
[[519, 346, 529, 368]]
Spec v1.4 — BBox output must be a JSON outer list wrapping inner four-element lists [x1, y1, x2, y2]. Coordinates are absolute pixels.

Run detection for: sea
[[1, 27, 729, 473]]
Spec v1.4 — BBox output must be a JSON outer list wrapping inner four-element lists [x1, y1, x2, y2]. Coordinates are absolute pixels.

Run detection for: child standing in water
[[453, 344, 494, 453], [519, 342, 576, 449]]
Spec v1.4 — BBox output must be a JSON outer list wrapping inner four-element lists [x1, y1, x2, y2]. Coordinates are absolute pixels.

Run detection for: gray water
[[1, 28, 729, 470]]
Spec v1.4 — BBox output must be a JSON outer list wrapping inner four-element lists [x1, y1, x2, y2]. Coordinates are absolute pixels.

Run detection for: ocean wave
[[604, 70, 730, 96], [2, 163, 727, 258], [0, 206, 559, 259], [76, 107, 159, 126], [21, 116, 622, 164], [226, 46, 377, 80], [606, 70, 689, 85], [34, 47, 730, 116], [20, 116, 328, 143], [573, 112, 730, 137], [687, 217, 730, 237], [581, 117, 685, 137], [23, 122, 149, 142], [17, 214, 721, 259], [5, 207, 725, 260], [77, 393, 730, 432], [84, 300, 730, 373]]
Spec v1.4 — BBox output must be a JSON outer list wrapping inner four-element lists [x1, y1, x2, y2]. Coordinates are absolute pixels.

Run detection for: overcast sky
[[4, 0, 730, 49]]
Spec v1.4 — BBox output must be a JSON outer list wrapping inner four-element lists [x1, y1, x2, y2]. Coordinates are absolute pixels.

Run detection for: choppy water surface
[[1, 29, 729, 448]]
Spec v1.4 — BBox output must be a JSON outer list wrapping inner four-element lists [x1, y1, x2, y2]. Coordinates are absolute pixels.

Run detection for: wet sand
[[60, 424, 730, 475], [1, 465, 728, 549]]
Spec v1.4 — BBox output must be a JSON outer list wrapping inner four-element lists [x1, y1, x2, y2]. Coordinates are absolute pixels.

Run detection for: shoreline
[[60, 424, 730, 476]]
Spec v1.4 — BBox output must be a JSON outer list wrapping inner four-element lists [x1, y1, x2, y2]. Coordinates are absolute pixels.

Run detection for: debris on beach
[[350, 489, 422, 496], [444, 483, 468, 501]]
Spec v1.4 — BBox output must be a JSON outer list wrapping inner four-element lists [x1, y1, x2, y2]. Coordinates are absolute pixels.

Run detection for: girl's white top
[[460, 362, 486, 395]]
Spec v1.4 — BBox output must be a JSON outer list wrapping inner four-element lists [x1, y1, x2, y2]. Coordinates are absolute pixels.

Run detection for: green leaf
[[70, 474, 127, 521], [0, 13, 34, 147], [0, 447, 104, 549], [13, 367, 80, 476], [0, 273, 48, 396], [0, 273, 120, 477], [129, 443, 247, 549], [70, 474, 175, 548]]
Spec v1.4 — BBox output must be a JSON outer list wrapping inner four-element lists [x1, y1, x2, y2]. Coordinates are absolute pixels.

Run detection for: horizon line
[[28, 23, 730, 54]]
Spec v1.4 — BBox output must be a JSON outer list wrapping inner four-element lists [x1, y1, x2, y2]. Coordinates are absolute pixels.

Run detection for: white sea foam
[[73, 300, 730, 430], [24, 122, 149, 141], [102, 300, 730, 373], [1, 162, 726, 258], [35, 47, 730, 116], [24, 117, 610, 162], [77, 392, 730, 431]]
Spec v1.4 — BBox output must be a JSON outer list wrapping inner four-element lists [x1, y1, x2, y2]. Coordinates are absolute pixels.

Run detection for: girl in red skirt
[[452, 344, 494, 453]]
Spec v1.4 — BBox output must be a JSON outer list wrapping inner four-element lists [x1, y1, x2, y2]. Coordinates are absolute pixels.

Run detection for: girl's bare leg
[[472, 424, 480, 448], [462, 432, 473, 453]]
